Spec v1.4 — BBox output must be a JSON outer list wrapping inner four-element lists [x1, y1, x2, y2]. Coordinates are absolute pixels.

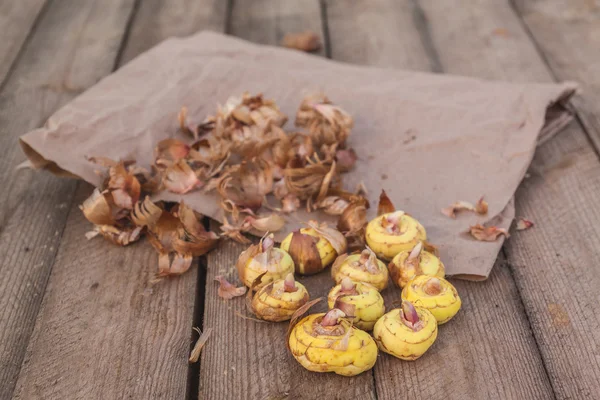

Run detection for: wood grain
[[11, 0, 227, 399], [0, 0, 47, 85], [326, 0, 555, 398], [0, 1, 136, 398], [418, 0, 600, 398], [199, 2, 376, 398], [512, 0, 600, 152]]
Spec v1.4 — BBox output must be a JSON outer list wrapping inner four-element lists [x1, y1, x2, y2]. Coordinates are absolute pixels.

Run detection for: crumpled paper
[[19, 31, 577, 279]]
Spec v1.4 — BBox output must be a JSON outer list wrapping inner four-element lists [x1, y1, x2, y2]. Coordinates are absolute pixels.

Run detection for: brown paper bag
[[19, 32, 577, 279]]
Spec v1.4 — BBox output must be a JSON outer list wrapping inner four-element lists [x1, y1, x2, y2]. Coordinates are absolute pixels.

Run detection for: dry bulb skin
[[388, 242, 445, 289], [131, 199, 219, 277], [295, 93, 353, 148], [250, 273, 310, 322], [236, 234, 295, 289], [331, 248, 389, 291], [280, 221, 347, 275], [288, 308, 378, 376], [373, 301, 438, 361], [327, 278, 385, 331], [401, 276, 461, 324]]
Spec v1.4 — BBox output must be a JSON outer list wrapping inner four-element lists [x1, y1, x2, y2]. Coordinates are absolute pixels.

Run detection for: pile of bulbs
[[237, 193, 462, 376]]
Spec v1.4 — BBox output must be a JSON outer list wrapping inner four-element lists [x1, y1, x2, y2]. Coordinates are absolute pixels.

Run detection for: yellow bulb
[[331, 252, 389, 291], [389, 246, 444, 288], [373, 306, 437, 361], [401, 276, 461, 324], [365, 212, 427, 260], [252, 278, 309, 322], [242, 248, 295, 289], [289, 313, 378, 376], [327, 281, 385, 331]]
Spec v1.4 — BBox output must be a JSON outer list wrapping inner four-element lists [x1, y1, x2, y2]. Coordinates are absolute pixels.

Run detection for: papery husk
[[286, 231, 323, 275], [287, 133, 314, 167], [307, 220, 347, 255], [154, 138, 190, 166], [337, 196, 369, 251], [157, 252, 193, 277], [469, 224, 510, 241], [217, 158, 273, 210], [188, 136, 231, 177], [282, 31, 321, 52], [516, 218, 534, 231], [131, 196, 163, 227], [295, 94, 353, 147], [80, 188, 116, 226], [107, 162, 141, 209], [283, 157, 340, 203], [377, 190, 395, 216], [215, 275, 247, 300], [442, 196, 488, 218], [163, 159, 202, 194], [246, 214, 286, 232], [189, 327, 212, 363], [86, 224, 143, 246], [136, 199, 218, 276]]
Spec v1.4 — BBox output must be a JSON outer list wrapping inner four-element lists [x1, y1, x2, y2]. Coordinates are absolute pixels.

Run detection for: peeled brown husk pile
[[81, 92, 366, 277]]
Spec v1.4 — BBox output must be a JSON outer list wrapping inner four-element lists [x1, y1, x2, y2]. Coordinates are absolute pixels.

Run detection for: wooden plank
[[199, 1, 376, 399], [326, 1, 556, 399], [0, 0, 47, 85], [0, 1, 137, 398], [512, 0, 600, 152], [326, 0, 435, 71], [119, 0, 228, 64], [11, 1, 228, 399], [418, 0, 600, 398], [229, 0, 326, 57]]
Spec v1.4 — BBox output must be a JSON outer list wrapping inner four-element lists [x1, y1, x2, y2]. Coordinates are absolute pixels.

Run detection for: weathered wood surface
[[11, 1, 227, 399], [2, 0, 600, 399], [513, 0, 600, 152], [0, 0, 47, 85], [326, 0, 554, 398], [0, 1, 136, 398], [419, 0, 600, 398], [229, 0, 326, 58]]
